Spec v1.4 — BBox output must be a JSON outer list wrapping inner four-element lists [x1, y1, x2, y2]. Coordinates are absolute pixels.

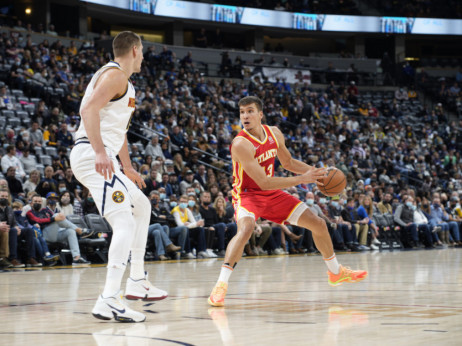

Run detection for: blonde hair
[[112, 31, 141, 57]]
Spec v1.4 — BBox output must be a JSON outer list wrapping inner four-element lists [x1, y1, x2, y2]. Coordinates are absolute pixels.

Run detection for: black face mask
[[33, 203, 42, 211], [422, 204, 429, 209], [0, 198, 7, 206]]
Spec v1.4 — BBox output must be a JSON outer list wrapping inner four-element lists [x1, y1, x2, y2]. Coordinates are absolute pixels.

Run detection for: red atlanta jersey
[[231, 125, 279, 197]]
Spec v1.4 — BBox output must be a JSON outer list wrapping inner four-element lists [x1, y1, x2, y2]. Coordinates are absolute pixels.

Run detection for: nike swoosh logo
[[142, 285, 150, 291], [107, 304, 126, 314]]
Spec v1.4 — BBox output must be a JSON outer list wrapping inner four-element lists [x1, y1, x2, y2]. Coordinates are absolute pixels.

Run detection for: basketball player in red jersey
[[208, 96, 367, 307]]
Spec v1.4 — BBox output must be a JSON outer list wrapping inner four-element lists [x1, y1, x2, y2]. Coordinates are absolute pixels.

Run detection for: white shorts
[[70, 142, 136, 217]]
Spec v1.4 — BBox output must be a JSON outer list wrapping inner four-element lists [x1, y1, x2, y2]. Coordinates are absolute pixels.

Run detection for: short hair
[[238, 96, 263, 111], [112, 31, 141, 58]]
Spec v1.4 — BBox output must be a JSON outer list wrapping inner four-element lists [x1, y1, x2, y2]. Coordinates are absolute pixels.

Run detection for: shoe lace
[[213, 284, 227, 298]]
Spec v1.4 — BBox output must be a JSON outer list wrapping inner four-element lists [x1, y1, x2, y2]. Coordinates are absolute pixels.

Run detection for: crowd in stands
[[0, 20, 462, 269]]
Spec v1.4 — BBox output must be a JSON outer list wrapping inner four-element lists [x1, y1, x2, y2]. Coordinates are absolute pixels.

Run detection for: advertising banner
[[82, 0, 462, 35]]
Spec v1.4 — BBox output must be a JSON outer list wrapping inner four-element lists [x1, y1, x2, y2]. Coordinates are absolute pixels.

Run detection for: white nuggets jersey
[[75, 61, 136, 154]]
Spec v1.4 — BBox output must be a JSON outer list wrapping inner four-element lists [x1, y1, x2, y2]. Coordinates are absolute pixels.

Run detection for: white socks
[[217, 264, 234, 284], [324, 253, 340, 275], [102, 264, 125, 298], [130, 248, 146, 280]]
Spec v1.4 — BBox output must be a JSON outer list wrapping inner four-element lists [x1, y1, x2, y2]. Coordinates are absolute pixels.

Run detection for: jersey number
[[266, 164, 273, 177]]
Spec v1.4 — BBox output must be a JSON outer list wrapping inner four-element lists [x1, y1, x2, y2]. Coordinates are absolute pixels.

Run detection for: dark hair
[[6, 145, 15, 154], [238, 96, 263, 111], [112, 31, 141, 57], [60, 190, 74, 205]]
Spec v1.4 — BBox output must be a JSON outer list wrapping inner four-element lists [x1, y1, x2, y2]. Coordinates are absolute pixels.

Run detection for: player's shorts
[[70, 140, 136, 217], [233, 189, 307, 225]]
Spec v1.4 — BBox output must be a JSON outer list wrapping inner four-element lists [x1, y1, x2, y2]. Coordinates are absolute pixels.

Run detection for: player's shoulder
[[232, 135, 254, 150]]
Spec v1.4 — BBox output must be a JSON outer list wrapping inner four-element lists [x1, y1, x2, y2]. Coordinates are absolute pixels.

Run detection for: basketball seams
[[318, 167, 346, 196]]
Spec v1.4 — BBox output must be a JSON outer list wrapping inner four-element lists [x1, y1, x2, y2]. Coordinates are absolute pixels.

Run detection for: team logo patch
[[128, 97, 136, 108], [268, 136, 275, 144], [112, 191, 125, 203]]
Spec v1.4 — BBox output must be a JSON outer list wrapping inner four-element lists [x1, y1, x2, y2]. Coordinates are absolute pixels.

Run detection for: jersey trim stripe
[[283, 201, 303, 223], [110, 83, 129, 102], [243, 126, 268, 145]]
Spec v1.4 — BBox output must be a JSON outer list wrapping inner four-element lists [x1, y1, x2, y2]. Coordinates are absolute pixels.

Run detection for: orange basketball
[[317, 167, 347, 197]]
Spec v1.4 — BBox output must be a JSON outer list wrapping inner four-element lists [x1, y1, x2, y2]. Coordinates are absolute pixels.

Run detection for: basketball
[[317, 167, 347, 197]]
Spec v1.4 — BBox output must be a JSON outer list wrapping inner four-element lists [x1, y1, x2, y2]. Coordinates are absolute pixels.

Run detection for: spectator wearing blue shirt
[[356, 196, 380, 250], [430, 197, 460, 246]]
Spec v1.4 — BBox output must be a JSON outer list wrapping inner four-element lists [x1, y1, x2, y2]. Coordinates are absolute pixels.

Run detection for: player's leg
[[291, 205, 367, 286], [208, 216, 255, 307], [125, 186, 168, 301]]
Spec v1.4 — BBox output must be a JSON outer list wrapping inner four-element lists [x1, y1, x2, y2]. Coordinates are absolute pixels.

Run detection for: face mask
[[61, 197, 70, 205], [195, 188, 200, 194], [33, 203, 42, 211], [87, 197, 94, 203], [170, 201, 177, 208], [157, 193, 165, 200], [331, 201, 339, 208], [306, 199, 314, 205], [179, 202, 188, 209], [405, 202, 413, 208], [143, 170, 149, 175], [59, 187, 66, 193], [14, 210, 22, 216], [342, 200, 347, 205], [412, 205, 417, 211], [151, 199, 159, 205], [0, 198, 7, 206], [188, 200, 196, 207], [48, 200, 57, 206], [319, 198, 327, 204], [422, 204, 429, 209], [187, 192, 195, 196]]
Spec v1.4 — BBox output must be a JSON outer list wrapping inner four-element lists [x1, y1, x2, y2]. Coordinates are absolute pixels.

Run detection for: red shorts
[[233, 189, 303, 224]]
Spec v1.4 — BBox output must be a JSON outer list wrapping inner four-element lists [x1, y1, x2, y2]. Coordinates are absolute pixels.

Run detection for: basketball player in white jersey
[[70, 31, 167, 323]]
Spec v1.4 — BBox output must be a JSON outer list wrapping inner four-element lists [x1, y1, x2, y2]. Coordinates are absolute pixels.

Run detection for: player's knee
[[310, 216, 328, 236]]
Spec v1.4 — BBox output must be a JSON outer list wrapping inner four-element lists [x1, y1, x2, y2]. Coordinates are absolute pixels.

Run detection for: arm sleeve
[[172, 211, 185, 227], [26, 210, 53, 225], [393, 205, 407, 227], [186, 209, 198, 228]]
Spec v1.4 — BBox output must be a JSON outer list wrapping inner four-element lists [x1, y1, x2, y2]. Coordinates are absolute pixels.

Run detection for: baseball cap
[[332, 195, 340, 200], [46, 192, 59, 199], [357, 179, 364, 185]]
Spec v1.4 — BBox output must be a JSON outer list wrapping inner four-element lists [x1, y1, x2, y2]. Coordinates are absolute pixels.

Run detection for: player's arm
[[232, 137, 326, 191], [80, 69, 127, 180], [119, 135, 146, 189], [271, 126, 315, 175]]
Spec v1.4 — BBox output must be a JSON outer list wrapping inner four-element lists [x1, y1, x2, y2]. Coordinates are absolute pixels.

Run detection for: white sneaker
[[197, 251, 209, 258], [182, 252, 196, 259], [370, 243, 380, 250], [125, 274, 168, 301], [273, 248, 285, 255], [206, 249, 218, 258], [92, 291, 146, 323], [372, 238, 381, 245]]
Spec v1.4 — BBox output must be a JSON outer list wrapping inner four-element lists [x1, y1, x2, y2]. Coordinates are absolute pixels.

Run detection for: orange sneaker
[[328, 265, 368, 287], [208, 281, 228, 307]]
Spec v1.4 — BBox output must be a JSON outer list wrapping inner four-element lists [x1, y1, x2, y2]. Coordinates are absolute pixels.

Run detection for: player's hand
[[125, 167, 146, 189], [95, 152, 115, 180], [299, 167, 328, 185]]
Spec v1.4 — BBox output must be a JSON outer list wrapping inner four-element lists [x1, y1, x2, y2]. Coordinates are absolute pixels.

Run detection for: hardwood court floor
[[1, 249, 461, 346]]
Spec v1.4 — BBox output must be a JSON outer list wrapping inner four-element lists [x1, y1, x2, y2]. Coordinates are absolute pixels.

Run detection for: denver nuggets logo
[[112, 191, 125, 203], [128, 97, 136, 108]]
